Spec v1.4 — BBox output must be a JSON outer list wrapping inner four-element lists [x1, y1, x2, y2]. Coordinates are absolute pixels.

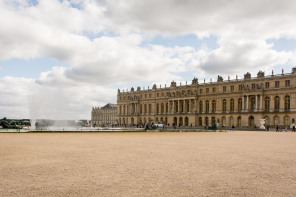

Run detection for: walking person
[[276, 125, 279, 132], [293, 125, 295, 132], [232, 125, 235, 132]]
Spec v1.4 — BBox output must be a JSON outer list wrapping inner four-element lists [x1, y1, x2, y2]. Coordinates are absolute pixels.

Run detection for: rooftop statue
[[171, 81, 176, 87], [257, 70, 265, 78], [244, 72, 251, 79], [191, 77, 198, 85], [217, 75, 223, 82]]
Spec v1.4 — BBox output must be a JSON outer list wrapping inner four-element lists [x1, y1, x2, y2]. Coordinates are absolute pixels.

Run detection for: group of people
[[276, 125, 296, 132]]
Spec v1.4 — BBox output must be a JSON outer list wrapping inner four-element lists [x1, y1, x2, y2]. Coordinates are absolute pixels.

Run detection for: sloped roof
[[102, 103, 117, 109]]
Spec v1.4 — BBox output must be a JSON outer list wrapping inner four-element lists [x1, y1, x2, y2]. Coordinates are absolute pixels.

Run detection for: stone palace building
[[117, 68, 296, 128], [91, 103, 117, 125]]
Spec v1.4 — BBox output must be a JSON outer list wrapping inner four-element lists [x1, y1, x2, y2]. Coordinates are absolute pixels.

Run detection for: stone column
[[260, 95, 262, 111], [242, 96, 245, 111], [189, 100, 191, 112], [168, 101, 170, 113], [246, 96, 249, 111], [255, 95, 257, 110], [173, 101, 175, 113], [195, 99, 197, 112], [178, 100, 180, 112], [280, 95, 284, 111], [270, 95, 274, 111], [183, 100, 185, 112]]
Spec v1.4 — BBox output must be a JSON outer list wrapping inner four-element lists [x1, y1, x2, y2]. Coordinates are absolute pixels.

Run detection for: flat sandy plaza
[[1, 131, 296, 196]]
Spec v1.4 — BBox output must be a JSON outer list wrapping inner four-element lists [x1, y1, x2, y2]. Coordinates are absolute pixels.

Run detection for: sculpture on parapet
[[152, 84, 157, 90], [257, 70, 265, 78], [244, 72, 251, 80], [171, 81, 176, 87], [137, 86, 141, 91], [217, 75, 223, 82], [191, 77, 198, 85], [292, 67, 296, 75]]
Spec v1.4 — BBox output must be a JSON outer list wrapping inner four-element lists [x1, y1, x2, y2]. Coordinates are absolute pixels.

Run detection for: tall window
[[275, 81, 280, 88], [251, 83, 255, 90], [239, 85, 242, 91], [238, 98, 242, 111], [212, 87, 216, 93], [212, 100, 216, 112], [274, 96, 280, 111], [265, 82, 270, 89], [285, 80, 290, 87], [285, 95, 290, 110], [231, 86, 234, 92], [200, 89, 203, 94], [230, 99, 234, 112], [264, 97, 270, 111], [199, 101, 203, 113], [251, 97, 255, 111], [156, 104, 159, 113], [205, 117, 209, 126], [206, 100, 209, 112], [206, 88, 209, 93], [222, 99, 227, 112], [223, 86, 227, 92]]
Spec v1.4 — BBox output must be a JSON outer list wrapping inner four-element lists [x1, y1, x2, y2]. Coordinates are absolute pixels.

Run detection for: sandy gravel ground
[[1, 131, 296, 197]]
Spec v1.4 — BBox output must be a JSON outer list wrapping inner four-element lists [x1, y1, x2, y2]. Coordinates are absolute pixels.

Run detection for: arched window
[[238, 98, 242, 111], [230, 99, 234, 112], [199, 101, 203, 113], [274, 116, 280, 126], [212, 100, 216, 112], [285, 95, 290, 110], [206, 100, 209, 112], [274, 96, 280, 111], [284, 116, 290, 126], [199, 117, 202, 126], [264, 97, 270, 111], [156, 104, 159, 113], [205, 117, 209, 126], [222, 99, 227, 112], [211, 117, 216, 125]]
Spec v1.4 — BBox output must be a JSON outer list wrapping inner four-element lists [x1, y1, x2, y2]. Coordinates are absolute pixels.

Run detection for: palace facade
[[117, 68, 296, 128], [91, 103, 117, 125]]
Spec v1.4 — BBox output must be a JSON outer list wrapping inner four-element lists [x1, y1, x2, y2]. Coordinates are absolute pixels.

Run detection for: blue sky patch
[[267, 38, 296, 52], [0, 58, 68, 78], [142, 34, 219, 50]]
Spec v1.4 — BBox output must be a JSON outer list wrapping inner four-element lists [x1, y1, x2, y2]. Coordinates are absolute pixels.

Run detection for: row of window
[[199, 95, 290, 112], [119, 95, 291, 114], [119, 80, 291, 101]]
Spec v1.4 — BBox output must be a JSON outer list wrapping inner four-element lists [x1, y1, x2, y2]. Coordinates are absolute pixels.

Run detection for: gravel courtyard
[[1, 131, 296, 196]]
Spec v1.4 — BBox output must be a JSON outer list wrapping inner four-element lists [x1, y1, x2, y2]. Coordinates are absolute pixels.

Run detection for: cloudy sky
[[1, 0, 296, 120]]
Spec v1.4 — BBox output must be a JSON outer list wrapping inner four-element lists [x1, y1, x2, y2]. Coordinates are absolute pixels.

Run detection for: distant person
[[232, 125, 235, 131], [276, 125, 279, 132], [293, 125, 295, 132]]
